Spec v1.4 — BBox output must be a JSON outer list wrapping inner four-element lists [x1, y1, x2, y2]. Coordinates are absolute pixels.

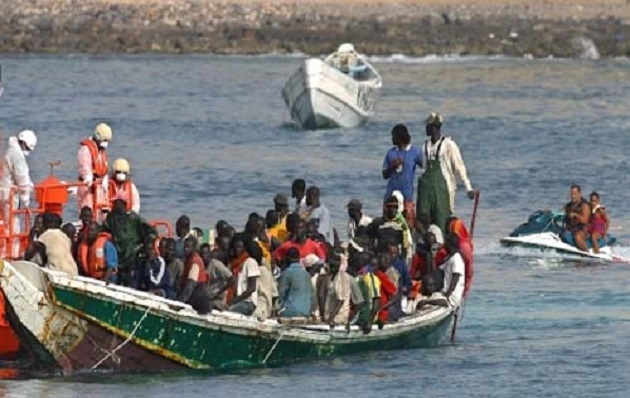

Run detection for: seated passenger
[[277, 248, 313, 318], [37, 212, 79, 276], [160, 238, 183, 296], [61, 222, 78, 263], [77, 206, 93, 242], [227, 237, 261, 316], [177, 237, 211, 314], [564, 184, 590, 251], [373, 252, 400, 325], [588, 191, 610, 254], [438, 234, 466, 309], [200, 243, 234, 311], [78, 221, 118, 282], [322, 251, 364, 327], [102, 199, 156, 286], [416, 272, 449, 312], [274, 216, 326, 264], [415, 213, 443, 246], [372, 196, 410, 258], [136, 238, 172, 297], [346, 199, 373, 251]]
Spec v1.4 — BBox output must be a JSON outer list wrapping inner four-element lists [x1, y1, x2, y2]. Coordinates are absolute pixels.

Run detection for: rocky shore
[[1, 0, 629, 58]]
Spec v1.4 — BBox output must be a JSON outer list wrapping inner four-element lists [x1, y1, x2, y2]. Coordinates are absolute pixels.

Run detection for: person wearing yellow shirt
[[268, 193, 291, 243]]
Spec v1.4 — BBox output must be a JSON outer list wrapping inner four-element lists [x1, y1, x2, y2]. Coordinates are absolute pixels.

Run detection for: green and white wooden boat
[[0, 259, 455, 374]]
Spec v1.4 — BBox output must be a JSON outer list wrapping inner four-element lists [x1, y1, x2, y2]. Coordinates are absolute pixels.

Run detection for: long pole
[[451, 190, 480, 343]]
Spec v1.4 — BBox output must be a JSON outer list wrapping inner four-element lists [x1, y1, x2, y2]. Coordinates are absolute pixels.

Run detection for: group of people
[[2, 111, 475, 333], [564, 184, 611, 253], [0, 122, 140, 228]]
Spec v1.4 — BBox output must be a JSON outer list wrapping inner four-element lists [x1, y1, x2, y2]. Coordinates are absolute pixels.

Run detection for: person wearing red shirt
[[274, 216, 326, 264], [373, 252, 400, 325]]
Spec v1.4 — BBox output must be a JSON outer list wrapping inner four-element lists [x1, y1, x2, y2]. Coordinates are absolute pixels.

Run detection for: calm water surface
[[1, 54, 630, 397]]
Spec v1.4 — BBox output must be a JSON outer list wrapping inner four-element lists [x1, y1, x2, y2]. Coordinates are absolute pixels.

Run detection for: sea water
[[1, 54, 630, 397]]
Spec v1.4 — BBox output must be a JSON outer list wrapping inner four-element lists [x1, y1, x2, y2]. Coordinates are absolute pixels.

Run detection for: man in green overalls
[[417, 113, 475, 232]]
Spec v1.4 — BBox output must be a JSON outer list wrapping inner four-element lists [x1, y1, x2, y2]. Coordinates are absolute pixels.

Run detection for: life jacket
[[80, 139, 108, 178], [78, 233, 113, 280], [109, 179, 133, 212]]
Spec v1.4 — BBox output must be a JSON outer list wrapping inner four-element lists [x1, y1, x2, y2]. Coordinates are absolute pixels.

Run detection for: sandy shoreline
[[1, 0, 629, 57]]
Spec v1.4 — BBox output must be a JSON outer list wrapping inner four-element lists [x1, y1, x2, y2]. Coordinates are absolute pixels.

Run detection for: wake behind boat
[[282, 44, 382, 130]]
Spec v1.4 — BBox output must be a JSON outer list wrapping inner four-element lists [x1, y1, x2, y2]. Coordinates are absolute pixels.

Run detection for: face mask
[[99, 141, 109, 149], [23, 150, 31, 157], [116, 172, 127, 182]]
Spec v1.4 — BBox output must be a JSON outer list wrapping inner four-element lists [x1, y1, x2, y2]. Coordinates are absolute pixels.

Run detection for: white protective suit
[[0, 136, 34, 258]]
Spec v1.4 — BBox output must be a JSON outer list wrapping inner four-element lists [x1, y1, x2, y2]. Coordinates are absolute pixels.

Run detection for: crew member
[[77, 123, 113, 216], [108, 158, 140, 214]]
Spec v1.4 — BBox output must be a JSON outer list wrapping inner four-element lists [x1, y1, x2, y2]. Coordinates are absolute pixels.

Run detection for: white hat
[[18, 130, 37, 150], [337, 43, 356, 54], [94, 123, 113, 141], [302, 254, 323, 269]]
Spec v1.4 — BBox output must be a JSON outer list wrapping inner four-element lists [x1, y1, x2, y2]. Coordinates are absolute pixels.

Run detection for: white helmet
[[94, 123, 113, 142], [18, 130, 38, 151], [113, 158, 131, 174]]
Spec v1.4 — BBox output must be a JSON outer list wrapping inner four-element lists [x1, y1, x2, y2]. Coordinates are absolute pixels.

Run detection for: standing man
[[305, 186, 333, 243], [382, 123, 422, 228], [291, 179, 309, 219], [108, 158, 140, 214], [0, 130, 37, 258], [418, 113, 475, 231], [77, 123, 113, 217]]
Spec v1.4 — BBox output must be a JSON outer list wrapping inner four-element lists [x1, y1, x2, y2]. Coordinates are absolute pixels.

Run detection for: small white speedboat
[[282, 48, 382, 130], [500, 210, 630, 263]]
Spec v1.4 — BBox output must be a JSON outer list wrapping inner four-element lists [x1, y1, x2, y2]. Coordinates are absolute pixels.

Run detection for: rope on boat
[[91, 306, 151, 370], [262, 328, 288, 365]]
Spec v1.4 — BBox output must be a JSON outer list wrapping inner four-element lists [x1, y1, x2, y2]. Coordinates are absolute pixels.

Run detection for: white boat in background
[[282, 45, 382, 130]]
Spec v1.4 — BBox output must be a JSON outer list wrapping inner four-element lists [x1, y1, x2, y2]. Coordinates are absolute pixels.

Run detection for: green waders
[[417, 139, 452, 231]]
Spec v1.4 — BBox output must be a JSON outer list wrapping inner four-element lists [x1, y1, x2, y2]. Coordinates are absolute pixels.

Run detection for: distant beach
[[1, 0, 629, 57]]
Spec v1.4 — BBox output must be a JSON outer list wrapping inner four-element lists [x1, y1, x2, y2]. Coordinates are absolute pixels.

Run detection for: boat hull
[[1, 260, 454, 373], [282, 58, 381, 130]]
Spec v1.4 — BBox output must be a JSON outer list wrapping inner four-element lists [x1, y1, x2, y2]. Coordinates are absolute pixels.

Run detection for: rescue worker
[[78, 221, 118, 282], [108, 158, 140, 214], [77, 123, 112, 216], [417, 113, 475, 231], [0, 130, 37, 258]]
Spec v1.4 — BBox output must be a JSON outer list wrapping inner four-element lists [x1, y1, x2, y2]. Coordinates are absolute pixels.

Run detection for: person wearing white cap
[[77, 122, 113, 215], [108, 158, 140, 214], [0, 130, 37, 258], [330, 43, 367, 78], [418, 112, 475, 231]]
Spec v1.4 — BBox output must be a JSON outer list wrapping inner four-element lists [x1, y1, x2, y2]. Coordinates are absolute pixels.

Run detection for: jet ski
[[500, 210, 629, 263]]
